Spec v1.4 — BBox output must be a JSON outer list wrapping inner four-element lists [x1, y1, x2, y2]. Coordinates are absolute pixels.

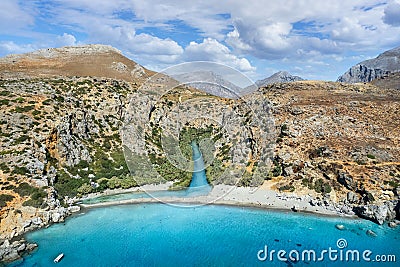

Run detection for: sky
[[1, 0, 400, 82]]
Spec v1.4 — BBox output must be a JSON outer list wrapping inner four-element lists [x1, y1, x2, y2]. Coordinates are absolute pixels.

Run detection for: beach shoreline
[[78, 183, 358, 219]]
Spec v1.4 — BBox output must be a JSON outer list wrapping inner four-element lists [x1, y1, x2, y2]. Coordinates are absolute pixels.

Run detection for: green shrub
[[77, 183, 93, 195], [367, 154, 376, 159], [11, 166, 29, 175], [54, 170, 89, 197], [0, 90, 10, 96], [14, 135, 30, 144], [0, 99, 10, 106], [15, 182, 36, 196], [0, 162, 10, 173], [31, 110, 41, 116], [0, 194, 14, 207]]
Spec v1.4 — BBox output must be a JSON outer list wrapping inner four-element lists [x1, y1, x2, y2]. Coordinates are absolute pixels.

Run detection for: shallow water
[[9, 203, 400, 266]]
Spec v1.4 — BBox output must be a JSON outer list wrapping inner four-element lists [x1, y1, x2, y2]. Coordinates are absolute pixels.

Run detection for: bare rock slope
[[337, 46, 400, 83], [0, 44, 151, 81]]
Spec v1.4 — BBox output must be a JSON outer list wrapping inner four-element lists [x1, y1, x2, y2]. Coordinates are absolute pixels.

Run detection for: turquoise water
[[9, 204, 400, 266], [82, 141, 211, 205]]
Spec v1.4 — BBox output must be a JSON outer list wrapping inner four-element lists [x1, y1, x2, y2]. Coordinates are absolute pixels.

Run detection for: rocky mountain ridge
[[256, 71, 304, 87], [0, 44, 151, 81], [337, 46, 400, 83]]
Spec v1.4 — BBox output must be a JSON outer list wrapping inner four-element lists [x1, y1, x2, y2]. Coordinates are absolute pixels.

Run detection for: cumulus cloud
[[0, 0, 34, 34], [55, 33, 78, 47], [183, 38, 255, 72], [383, 1, 400, 26]]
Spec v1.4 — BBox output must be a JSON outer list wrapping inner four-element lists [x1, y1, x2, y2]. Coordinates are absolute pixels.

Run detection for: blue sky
[[1, 0, 400, 81]]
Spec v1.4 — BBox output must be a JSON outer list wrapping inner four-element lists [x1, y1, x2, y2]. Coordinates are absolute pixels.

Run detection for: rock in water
[[366, 229, 377, 237], [335, 224, 345, 230]]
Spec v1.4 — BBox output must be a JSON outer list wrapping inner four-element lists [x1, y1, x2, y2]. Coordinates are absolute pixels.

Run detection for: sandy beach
[[79, 182, 356, 218]]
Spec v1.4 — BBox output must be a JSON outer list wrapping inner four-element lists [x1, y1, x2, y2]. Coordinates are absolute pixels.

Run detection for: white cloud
[[55, 33, 77, 47], [383, 1, 400, 26], [0, 0, 34, 34], [183, 38, 255, 72], [0, 41, 37, 56]]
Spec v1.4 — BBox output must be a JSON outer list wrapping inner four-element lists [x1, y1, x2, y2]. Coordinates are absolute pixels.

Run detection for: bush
[[0, 194, 14, 207], [11, 166, 29, 175], [77, 183, 93, 195], [54, 170, 89, 197]]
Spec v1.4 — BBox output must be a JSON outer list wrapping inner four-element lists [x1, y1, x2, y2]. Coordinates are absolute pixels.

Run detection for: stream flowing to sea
[[8, 142, 400, 266]]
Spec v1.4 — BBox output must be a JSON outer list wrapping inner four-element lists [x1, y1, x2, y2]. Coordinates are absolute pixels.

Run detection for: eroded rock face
[[337, 46, 400, 83], [354, 201, 397, 225]]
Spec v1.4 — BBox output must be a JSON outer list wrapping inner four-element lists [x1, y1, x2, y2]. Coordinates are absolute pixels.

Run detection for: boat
[[54, 253, 64, 263]]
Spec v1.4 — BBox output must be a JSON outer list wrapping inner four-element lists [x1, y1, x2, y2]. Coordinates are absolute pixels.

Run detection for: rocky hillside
[[0, 44, 152, 81], [261, 81, 399, 223], [256, 71, 304, 87], [372, 71, 400, 90], [337, 46, 400, 83]]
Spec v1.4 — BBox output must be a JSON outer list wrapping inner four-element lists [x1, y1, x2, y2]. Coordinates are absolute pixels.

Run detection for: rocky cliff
[[337, 46, 400, 83], [256, 71, 304, 87]]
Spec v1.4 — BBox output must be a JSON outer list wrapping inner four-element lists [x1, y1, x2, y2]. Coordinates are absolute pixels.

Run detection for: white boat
[[54, 253, 64, 263]]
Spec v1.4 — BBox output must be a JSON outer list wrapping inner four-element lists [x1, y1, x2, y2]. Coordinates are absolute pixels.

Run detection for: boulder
[[347, 191, 358, 203], [337, 172, 356, 190], [51, 212, 61, 223], [354, 201, 396, 225], [366, 229, 377, 237]]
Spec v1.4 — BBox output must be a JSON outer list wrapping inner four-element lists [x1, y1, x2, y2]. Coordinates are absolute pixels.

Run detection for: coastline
[[78, 183, 358, 219]]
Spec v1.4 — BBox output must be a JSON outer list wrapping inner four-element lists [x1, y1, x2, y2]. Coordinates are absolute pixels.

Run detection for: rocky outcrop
[[256, 71, 304, 87], [337, 46, 400, 83], [353, 201, 397, 225], [0, 239, 37, 263]]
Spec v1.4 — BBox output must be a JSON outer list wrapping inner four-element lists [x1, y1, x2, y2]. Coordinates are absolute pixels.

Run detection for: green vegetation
[[22, 189, 47, 208], [0, 99, 10, 106], [302, 177, 332, 193], [11, 166, 28, 175], [278, 184, 295, 192], [54, 169, 90, 198], [367, 154, 376, 159], [13, 135, 30, 145], [0, 90, 11, 96], [0, 194, 14, 207], [13, 105, 35, 113], [0, 162, 10, 173]]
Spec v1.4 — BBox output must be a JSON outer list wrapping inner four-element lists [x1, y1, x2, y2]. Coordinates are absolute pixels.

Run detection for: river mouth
[[82, 140, 212, 205], [9, 203, 400, 267]]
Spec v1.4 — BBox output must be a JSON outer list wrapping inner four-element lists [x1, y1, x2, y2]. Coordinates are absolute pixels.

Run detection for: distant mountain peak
[[256, 71, 304, 87], [337, 46, 400, 83], [0, 44, 149, 80]]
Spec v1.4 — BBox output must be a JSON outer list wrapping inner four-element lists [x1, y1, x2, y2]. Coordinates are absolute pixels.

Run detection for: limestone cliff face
[[337, 46, 400, 83]]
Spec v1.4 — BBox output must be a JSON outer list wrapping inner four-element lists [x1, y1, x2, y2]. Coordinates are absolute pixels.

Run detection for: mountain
[[256, 71, 304, 87], [171, 70, 245, 99], [372, 72, 400, 90], [0, 44, 151, 81], [337, 46, 400, 83]]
